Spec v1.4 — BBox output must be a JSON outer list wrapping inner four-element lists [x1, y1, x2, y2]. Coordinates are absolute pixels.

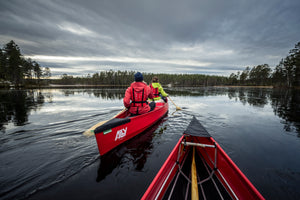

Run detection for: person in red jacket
[[123, 72, 156, 115]]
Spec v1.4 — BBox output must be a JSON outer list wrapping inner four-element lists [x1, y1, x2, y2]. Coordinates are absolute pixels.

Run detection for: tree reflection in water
[[169, 87, 300, 136], [0, 88, 299, 136], [271, 89, 300, 135], [227, 88, 299, 136], [60, 88, 125, 100], [0, 90, 46, 132]]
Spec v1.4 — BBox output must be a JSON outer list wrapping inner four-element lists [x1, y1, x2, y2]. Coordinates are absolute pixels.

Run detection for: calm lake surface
[[0, 87, 299, 200]]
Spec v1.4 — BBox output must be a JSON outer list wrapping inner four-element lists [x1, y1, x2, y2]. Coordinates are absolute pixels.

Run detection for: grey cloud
[[1, 0, 299, 76]]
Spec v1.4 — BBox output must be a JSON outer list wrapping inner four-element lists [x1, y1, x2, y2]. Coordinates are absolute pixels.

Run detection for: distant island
[[1, 40, 299, 88]]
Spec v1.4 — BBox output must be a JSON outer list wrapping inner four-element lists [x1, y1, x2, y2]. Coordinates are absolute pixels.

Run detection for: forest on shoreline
[[1, 40, 299, 88], [0, 41, 51, 87]]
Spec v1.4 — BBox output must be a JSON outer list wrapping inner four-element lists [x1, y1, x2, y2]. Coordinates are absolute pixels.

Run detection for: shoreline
[[1, 84, 299, 89]]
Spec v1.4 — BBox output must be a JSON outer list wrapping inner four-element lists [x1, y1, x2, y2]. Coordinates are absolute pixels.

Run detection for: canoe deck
[[162, 146, 232, 200]]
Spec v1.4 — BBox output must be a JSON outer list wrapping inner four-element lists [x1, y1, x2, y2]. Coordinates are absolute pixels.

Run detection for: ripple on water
[[0, 107, 105, 200]]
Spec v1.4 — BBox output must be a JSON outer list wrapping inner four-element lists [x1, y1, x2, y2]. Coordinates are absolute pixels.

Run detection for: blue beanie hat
[[134, 72, 143, 82]]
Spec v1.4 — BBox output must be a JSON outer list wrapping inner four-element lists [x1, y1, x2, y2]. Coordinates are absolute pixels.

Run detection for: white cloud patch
[[28, 55, 212, 67], [58, 22, 96, 36]]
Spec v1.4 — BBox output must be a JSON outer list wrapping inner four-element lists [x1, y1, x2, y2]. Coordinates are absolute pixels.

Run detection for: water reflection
[[0, 88, 299, 136], [227, 88, 270, 107], [0, 90, 45, 132], [0, 88, 299, 200], [271, 89, 300, 135], [223, 88, 300, 135], [97, 118, 167, 182], [60, 88, 125, 100]]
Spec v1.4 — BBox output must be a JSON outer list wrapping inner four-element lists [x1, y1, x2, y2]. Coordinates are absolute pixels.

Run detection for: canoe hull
[[94, 102, 168, 156], [142, 130, 264, 200]]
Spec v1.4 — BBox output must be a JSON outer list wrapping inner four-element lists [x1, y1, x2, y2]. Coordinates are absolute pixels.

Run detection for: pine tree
[[289, 42, 300, 86], [0, 48, 5, 80], [3, 40, 23, 85]]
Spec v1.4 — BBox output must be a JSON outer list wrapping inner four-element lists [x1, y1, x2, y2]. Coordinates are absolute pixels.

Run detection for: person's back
[[150, 76, 168, 102], [123, 72, 155, 115]]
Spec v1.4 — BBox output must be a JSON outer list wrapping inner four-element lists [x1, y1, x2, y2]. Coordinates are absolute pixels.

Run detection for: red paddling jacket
[[123, 82, 154, 115]]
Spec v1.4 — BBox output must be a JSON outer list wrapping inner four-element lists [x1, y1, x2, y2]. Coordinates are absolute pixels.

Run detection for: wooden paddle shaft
[[168, 96, 181, 110], [191, 147, 199, 200]]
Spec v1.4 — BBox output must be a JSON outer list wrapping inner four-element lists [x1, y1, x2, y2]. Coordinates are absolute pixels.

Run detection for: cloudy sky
[[1, 0, 299, 77]]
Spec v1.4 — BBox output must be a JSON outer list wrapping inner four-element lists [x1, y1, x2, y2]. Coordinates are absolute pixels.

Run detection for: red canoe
[[94, 101, 168, 156], [142, 116, 265, 200]]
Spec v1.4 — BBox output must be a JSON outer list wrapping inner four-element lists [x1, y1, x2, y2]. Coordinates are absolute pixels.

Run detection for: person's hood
[[130, 81, 147, 92]]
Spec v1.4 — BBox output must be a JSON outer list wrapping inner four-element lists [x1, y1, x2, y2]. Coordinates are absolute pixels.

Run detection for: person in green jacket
[[149, 76, 168, 102]]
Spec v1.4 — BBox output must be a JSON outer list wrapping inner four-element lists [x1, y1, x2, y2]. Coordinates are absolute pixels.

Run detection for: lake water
[[0, 87, 299, 200]]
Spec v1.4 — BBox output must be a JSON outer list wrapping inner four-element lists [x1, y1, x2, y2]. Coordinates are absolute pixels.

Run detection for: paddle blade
[[83, 129, 96, 137], [83, 120, 108, 137]]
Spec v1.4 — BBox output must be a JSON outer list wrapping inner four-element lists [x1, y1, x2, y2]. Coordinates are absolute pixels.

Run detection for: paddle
[[191, 147, 199, 200], [168, 96, 182, 110], [83, 108, 127, 137]]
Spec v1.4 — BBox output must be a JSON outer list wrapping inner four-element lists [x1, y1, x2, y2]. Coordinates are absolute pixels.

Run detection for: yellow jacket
[[150, 82, 168, 101]]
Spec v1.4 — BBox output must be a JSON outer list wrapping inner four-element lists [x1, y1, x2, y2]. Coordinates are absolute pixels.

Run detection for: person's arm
[[123, 87, 131, 108], [158, 84, 168, 97]]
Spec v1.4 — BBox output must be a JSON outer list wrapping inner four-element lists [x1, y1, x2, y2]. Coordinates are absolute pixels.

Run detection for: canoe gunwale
[[142, 133, 265, 200]]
